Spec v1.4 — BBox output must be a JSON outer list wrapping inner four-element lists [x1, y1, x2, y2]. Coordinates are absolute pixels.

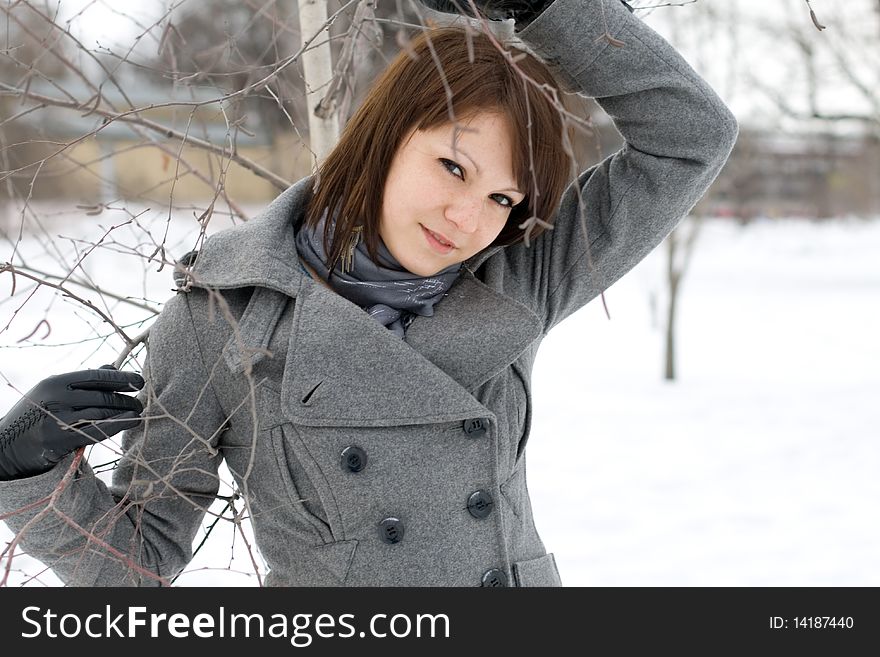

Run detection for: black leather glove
[[0, 365, 145, 481], [417, 1, 556, 30]]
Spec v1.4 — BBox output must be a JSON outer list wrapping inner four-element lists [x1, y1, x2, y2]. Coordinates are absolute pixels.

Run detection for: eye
[[440, 157, 464, 180], [491, 194, 513, 208]]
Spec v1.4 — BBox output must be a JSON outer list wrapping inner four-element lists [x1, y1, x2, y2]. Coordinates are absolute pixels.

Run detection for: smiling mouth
[[421, 225, 456, 249]]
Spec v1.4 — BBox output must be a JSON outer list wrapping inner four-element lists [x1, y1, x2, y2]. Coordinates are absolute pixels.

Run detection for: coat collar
[[188, 176, 543, 424], [187, 176, 312, 299]]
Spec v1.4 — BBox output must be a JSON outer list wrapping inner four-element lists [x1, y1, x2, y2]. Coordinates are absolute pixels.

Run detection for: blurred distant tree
[[155, 0, 306, 137], [150, 0, 419, 166], [0, 0, 69, 83], [0, 0, 71, 200], [634, 0, 880, 380], [761, 1, 879, 135]]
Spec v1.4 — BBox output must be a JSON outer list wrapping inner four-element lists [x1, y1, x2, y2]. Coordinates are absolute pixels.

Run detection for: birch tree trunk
[[298, 0, 339, 168]]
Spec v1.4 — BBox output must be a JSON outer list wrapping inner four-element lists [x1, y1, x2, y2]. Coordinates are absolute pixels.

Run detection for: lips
[[422, 226, 455, 253]]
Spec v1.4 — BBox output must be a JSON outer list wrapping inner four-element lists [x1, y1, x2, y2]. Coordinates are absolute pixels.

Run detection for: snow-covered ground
[[531, 216, 880, 586], [1, 209, 878, 586]]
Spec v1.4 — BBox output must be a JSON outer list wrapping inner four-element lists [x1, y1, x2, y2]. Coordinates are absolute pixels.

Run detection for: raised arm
[[486, 0, 739, 330]]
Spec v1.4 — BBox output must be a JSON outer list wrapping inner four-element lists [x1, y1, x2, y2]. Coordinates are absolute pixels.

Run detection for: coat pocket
[[512, 552, 562, 587], [267, 424, 335, 544], [500, 466, 525, 519]]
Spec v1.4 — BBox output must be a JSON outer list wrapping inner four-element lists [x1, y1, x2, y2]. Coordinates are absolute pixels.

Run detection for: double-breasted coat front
[[0, 0, 738, 586]]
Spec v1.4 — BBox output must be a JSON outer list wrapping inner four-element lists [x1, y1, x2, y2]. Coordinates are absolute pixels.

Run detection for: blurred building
[[586, 113, 880, 221], [4, 79, 879, 221], [0, 78, 314, 205], [709, 129, 880, 221]]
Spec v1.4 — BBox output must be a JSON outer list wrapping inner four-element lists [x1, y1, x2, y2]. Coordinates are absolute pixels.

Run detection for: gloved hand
[[0, 365, 145, 481]]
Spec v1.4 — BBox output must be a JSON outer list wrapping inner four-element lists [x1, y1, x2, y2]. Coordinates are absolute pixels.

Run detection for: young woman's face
[[378, 112, 525, 277]]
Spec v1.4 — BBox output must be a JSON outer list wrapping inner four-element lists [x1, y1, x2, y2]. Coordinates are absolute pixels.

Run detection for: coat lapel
[[282, 277, 481, 427], [282, 270, 542, 428], [404, 268, 542, 391]]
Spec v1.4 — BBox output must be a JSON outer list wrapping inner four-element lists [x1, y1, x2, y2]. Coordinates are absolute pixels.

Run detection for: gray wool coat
[[0, 0, 737, 586]]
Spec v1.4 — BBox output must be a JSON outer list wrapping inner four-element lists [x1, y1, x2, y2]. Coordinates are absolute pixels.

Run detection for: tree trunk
[[664, 234, 680, 381], [298, 0, 339, 169]]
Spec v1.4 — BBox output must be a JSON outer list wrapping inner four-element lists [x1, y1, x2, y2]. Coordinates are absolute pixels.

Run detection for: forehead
[[413, 112, 514, 147]]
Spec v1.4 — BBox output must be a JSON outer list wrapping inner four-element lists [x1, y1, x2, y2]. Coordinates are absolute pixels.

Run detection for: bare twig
[[805, 0, 827, 31], [0, 263, 137, 347]]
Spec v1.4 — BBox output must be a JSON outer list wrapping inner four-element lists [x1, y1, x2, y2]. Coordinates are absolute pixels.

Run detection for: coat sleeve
[[0, 292, 227, 586], [495, 0, 739, 331]]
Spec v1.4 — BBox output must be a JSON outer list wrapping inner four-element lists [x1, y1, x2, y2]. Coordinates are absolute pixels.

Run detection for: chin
[[409, 263, 441, 277], [396, 247, 441, 276]]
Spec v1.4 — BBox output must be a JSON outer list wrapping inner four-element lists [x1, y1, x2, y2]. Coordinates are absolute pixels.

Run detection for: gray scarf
[[294, 208, 461, 338]]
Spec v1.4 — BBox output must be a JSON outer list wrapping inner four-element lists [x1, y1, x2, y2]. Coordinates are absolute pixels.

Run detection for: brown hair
[[305, 24, 573, 272]]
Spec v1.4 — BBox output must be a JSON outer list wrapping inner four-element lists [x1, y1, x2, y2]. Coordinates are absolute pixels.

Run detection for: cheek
[[482, 215, 509, 243], [387, 166, 446, 215], [420, 170, 455, 207]]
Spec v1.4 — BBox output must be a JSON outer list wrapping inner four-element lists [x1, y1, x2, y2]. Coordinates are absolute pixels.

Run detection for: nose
[[444, 195, 482, 234]]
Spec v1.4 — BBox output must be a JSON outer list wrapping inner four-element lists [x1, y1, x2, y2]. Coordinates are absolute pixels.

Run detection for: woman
[[0, 0, 737, 586]]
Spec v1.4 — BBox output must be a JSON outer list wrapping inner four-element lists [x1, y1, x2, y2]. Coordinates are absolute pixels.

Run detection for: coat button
[[340, 445, 367, 473], [481, 568, 508, 587], [467, 490, 494, 519], [378, 517, 404, 544], [463, 418, 487, 438]]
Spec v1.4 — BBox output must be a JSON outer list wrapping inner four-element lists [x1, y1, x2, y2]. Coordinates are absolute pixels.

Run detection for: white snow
[[529, 216, 880, 585]]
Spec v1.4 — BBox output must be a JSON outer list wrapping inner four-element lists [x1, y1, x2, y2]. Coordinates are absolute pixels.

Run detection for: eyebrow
[[452, 145, 524, 197]]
